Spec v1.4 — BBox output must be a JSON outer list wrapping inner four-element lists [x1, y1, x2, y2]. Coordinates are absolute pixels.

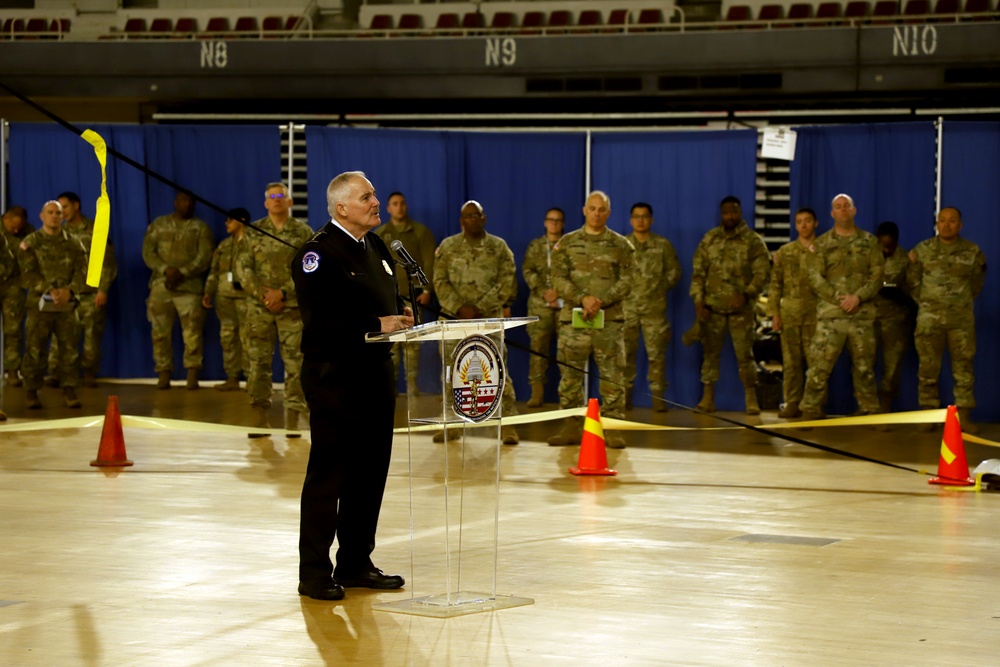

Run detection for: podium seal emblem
[[451, 334, 505, 423]]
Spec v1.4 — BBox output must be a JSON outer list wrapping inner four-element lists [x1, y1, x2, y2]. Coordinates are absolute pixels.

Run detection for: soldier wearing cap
[[203, 208, 251, 392]]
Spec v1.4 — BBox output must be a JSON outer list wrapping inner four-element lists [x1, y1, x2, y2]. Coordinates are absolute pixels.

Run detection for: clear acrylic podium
[[366, 317, 535, 618]]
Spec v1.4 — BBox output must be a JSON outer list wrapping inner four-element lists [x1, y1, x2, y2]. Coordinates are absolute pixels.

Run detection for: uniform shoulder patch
[[302, 250, 320, 273]]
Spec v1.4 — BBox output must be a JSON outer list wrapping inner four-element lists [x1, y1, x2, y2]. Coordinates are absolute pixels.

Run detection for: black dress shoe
[[336, 568, 405, 590], [298, 579, 345, 600]]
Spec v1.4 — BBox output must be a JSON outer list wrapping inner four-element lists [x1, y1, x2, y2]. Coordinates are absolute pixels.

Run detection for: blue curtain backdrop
[[590, 129, 759, 411], [8, 123, 282, 380], [940, 122, 1000, 423], [789, 122, 938, 415]]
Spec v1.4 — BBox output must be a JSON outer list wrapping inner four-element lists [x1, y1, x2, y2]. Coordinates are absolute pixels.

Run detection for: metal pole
[[934, 116, 943, 215], [285, 123, 295, 197]]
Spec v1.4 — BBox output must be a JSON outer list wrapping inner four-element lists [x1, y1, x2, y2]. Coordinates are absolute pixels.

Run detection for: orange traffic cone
[[929, 405, 973, 486], [569, 398, 617, 476], [91, 395, 133, 467]]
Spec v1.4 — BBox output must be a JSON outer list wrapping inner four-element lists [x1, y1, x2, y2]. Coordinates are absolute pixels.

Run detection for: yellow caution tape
[[80, 129, 111, 289]]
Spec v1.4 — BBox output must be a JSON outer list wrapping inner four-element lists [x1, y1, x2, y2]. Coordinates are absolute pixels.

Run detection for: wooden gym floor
[[0, 381, 997, 666]]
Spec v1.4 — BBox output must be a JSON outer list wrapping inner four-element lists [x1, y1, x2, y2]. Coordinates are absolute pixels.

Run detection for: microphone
[[390, 240, 430, 286]]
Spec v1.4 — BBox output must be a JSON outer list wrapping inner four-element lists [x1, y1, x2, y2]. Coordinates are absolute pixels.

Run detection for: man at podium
[[292, 171, 413, 601]]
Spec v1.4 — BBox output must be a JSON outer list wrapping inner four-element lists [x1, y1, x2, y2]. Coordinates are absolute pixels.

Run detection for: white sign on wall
[[761, 126, 797, 161]]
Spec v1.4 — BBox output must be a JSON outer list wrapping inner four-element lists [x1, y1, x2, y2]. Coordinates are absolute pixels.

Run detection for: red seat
[[435, 13, 460, 31], [150, 18, 173, 33], [904, 0, 932, 20], [725, 5, 753, 21], [398, 14, 423, 30], [25, 17, 52, 38], [461, 12, 484, 30], [576, 9, 602, 31], [758, 4, 785, 20], [368, 14, 392, 30], [285, 16, 304, 31], [548, 10, 572, 32], [606, 8, 629, 31], [872, 0, 900, 21], [962, 0, 994, 19], [788, 3, 815, 19], [636, 8, 665, 27], [124, 18, 147, 33], [262, 16, 282, 35], [174, 17, 196, 34], [50, 18, 70, 34], [520, 11, 544, 34], [490, 12, 516, 29], [817, 2, 844, 19], [234, 17, 258, 34], [933, 0, 960, 10], [844, 1, 872, 20], [205, 17, 230, 33]]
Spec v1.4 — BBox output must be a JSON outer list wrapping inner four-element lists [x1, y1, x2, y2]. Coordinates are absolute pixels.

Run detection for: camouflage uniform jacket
[[66, 216, 118, 294], [204, 235, 248, 300], [874, 245, 913, 321], [18, 228, 88, 300], [806, 227, 884, 320], [374, 217, 436, 297], [690, 221, 770, 314], [522, 235, 560, 310], [1, 221, 35, 288], [0, 231, 14, 284], [142, 214, 215, 294], [907, 236, 986, 328], [768, 239, 817, 326], [433, 232, 517, 318], [550, 227, 636, 323], [623, 232, 681, 316], [236, 217, 314, 308]]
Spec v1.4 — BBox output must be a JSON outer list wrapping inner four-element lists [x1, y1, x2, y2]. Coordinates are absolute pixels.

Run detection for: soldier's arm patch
[[302, 250, 320, 274]]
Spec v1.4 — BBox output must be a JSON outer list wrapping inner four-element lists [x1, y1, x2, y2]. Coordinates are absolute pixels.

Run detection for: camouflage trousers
[[390, 340, 422, 394], [442, 333, 517, 417], [23, 308, 80, 390], [914, 316, 976, 408], [875, 314, 913, 402], [526, 303, 560, 384], [778, 316, 816, 405], [1, 283, 26, 371], [147, 285, 206, 372], [624, 311, 671, 395], [800, 317, 879, 414], [244, 302, 306, 411], [699, 310, 757, 387], [557, 321, 626, 419], [48, 292, 107, 375], [215, 295, 247, 380]]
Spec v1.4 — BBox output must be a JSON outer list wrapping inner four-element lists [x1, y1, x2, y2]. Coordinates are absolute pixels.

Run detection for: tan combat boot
[[526, 382, 544, 408], [214, 376, 241, 391], [63, 386, 81, 408], [778, 401, 801, 419], [695, 383, 716, 413], [606, 432, 627, 449], [285, 408, 302, 438], [744, 386, 760, 416], [7, 369, 23, 387], [957, 407, 979, 435], [186, 368, 200, 390], [156, 371, 172, 389], [433, 426, 462, 443], [547, 416, 583, 446], [501, 426, 520, 445], [26, 389, 42, 409], [248, 405, 271, 438]]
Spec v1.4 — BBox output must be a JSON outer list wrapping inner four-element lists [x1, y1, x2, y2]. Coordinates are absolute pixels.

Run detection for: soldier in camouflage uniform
[[873, 221, 915, 413], [142, 191, 215, 390], [1, 206, 34, 388], [521, 207, 565, 408], [798, 194, 885, 420], [19, 201, 87, 409], [235, 182, 314, 435], [907, 206, 987, 433], [768, 207, 819, 418], [52, 191, 118, 387], [547, 191, 635, 449], [433, 200, 520, 444], [689, 196, 770, 415], [0, 219, 15, 420], [202, 208, 250, 392], [374, 192, 436, 395], [623, 202, 681, 413]]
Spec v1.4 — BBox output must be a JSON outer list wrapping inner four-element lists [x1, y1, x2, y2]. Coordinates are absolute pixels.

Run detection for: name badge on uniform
[[382, 259, 393, 275], [226, 271, 233, 283]]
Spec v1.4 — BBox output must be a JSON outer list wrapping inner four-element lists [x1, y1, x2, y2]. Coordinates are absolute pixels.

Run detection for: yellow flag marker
[[80, 129, 111, 289]]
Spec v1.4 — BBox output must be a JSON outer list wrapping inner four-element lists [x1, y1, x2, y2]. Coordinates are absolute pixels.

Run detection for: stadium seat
[[50, 18, 70, 35], [606, 8, 629, 31], [234, 17, 258, 35], [435, 13, 460, 31], [636, 8, 665, 29], [124, 18, 147, 34], [25, 18, 52, 38], [962, 0, 994, 20], [788, 3, 815, 19], [759, 5, 785, 21], [285, 16, 304, 31], [368, 14, 392, 31], [150, 18, 173, 34], [461, 12, 485, 30], [490, 12, 516, 30], [903, 0, 932, 21], [872, 0, 900, 22], [844, 1, 873, 20], [548, 10, 572, 32], [261, 16, 282, 38], [725, 5, 754, 21], [575, 9, 602, 32], [174, 17, 196, 35], [205, 17, 230, 33], [817, 2, 844, 20], [398, 14, 423, 32]]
